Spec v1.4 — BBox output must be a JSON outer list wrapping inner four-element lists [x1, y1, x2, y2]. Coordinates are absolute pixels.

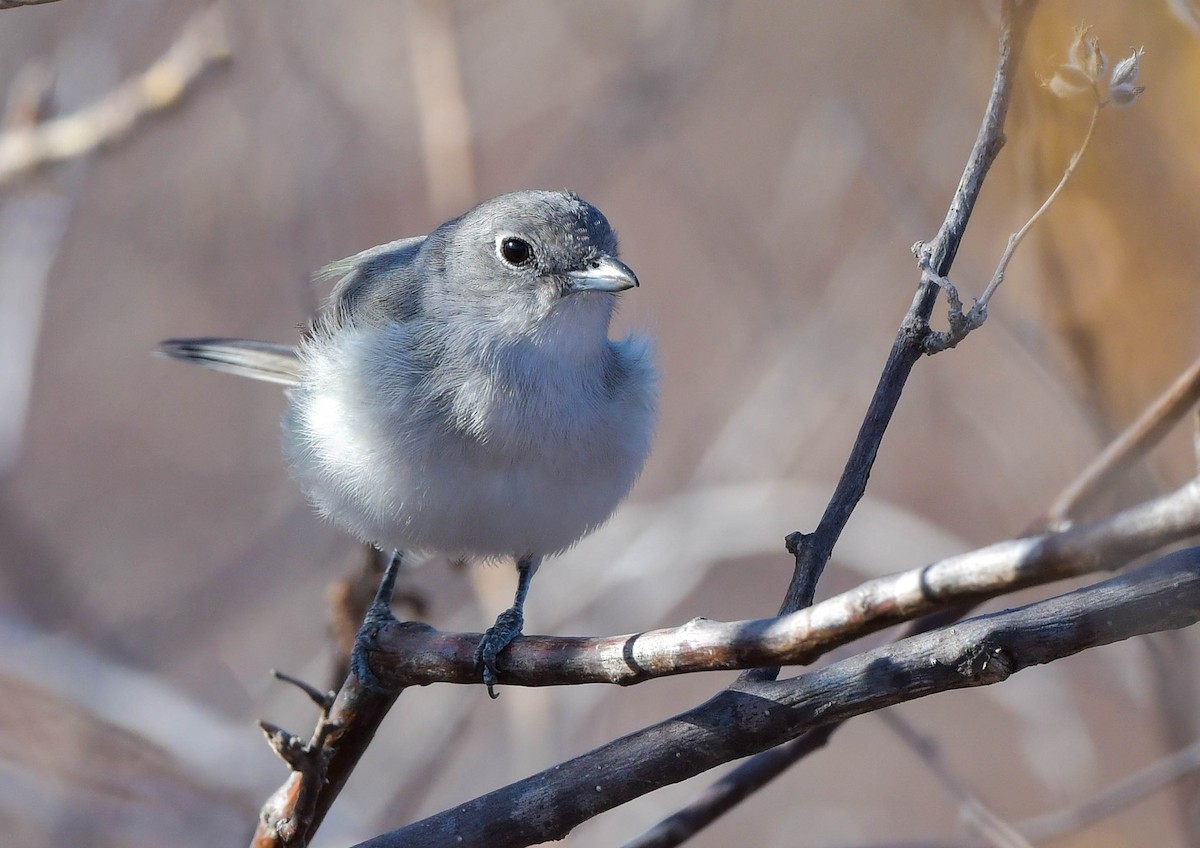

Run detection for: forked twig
[[921, 27, 1145, 354]]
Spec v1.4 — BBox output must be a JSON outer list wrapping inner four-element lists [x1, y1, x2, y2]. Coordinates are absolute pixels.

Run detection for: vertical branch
[[630, 4, 1041, 845], [776, 0, 1037, 617]]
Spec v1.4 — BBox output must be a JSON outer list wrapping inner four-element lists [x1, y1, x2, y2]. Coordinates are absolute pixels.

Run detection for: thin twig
[[271, 669, 336, 712], [979, 102, 1100, 310]]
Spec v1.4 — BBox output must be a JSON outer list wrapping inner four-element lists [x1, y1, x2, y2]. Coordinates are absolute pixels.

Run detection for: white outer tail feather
[[156, 338, 301, 387]]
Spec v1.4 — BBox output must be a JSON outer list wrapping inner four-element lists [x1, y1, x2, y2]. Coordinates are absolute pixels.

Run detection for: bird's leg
[[474, 555, 540, 699], [349, 549, 403, 692]]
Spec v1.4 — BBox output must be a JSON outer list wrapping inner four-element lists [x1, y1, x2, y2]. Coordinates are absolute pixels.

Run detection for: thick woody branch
[[637, 406, 1199, 846], [357, 479, 1200, 689], [358, 548, 1200, 848]]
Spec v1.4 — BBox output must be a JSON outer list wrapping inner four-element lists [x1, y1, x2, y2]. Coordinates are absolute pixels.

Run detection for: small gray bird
[[159, 190, 657, 696]]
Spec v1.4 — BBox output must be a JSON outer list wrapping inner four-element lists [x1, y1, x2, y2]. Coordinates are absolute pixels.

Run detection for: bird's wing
[[156, 338, 301, 386], [315, 234, 428, 328], [157, 237, 430, 385]]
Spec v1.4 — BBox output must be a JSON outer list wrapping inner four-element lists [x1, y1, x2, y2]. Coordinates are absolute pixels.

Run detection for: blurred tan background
[[2, 1, 1200, 846]]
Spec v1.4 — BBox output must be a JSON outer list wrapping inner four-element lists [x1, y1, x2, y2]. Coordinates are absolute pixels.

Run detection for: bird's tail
[[156, 338, 301, 387]]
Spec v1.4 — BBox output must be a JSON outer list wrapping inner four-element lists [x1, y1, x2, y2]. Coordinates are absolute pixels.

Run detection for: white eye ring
[[497, 235, 534, 267]]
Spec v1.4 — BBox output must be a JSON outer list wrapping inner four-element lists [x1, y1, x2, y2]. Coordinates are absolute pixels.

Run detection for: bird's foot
[[350, 603, 397, 693], [473, 607, 524, 699], [350, 550, 404, 693]]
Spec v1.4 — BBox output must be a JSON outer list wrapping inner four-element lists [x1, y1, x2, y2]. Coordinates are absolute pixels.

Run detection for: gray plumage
[[158, 190, 657, 691]]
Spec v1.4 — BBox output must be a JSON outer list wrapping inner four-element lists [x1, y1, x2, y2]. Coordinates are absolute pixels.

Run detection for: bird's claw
[[350, 607, 397, 694], [474, 607, 524, 699]]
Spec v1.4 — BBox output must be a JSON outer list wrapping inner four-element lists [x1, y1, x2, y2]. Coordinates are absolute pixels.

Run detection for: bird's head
[[432, 190, 638, 333]]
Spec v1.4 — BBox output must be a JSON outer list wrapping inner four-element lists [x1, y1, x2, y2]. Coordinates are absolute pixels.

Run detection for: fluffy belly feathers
[[283, 327, 648, 558]]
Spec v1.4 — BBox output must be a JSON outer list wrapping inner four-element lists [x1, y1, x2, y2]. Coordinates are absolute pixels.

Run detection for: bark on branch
[[358, 548, 1200, 847], [360, 480, 1200, 688]]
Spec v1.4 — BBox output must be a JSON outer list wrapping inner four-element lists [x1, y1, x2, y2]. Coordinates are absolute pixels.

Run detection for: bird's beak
[[566, 255, 639, 294]]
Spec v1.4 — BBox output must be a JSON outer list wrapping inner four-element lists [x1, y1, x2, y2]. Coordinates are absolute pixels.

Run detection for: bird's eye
[[499, 237, 533, 267]]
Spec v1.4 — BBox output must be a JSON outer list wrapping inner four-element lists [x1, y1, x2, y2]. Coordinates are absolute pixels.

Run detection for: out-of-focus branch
[[0, 6, 229, 185], [882, 713, 1032, 848], [1039, 354, 1200, 530], [0, 0, 62, 8], [358, 549, 1200, 848], [405, 0, 475, 218], [855, 736, 1200, 848], [1018, 736, 1200, 842], [2, 63, 54, 130], [0, 193, 72, 471]]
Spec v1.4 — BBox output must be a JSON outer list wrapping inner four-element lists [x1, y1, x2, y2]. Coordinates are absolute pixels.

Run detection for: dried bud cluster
[[1108, 47, 1147, 106], [1045, 25, 1145, 107]]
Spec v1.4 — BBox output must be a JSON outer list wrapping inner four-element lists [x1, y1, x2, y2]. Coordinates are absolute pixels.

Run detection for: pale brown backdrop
[[2, 2, 1199, 846]]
